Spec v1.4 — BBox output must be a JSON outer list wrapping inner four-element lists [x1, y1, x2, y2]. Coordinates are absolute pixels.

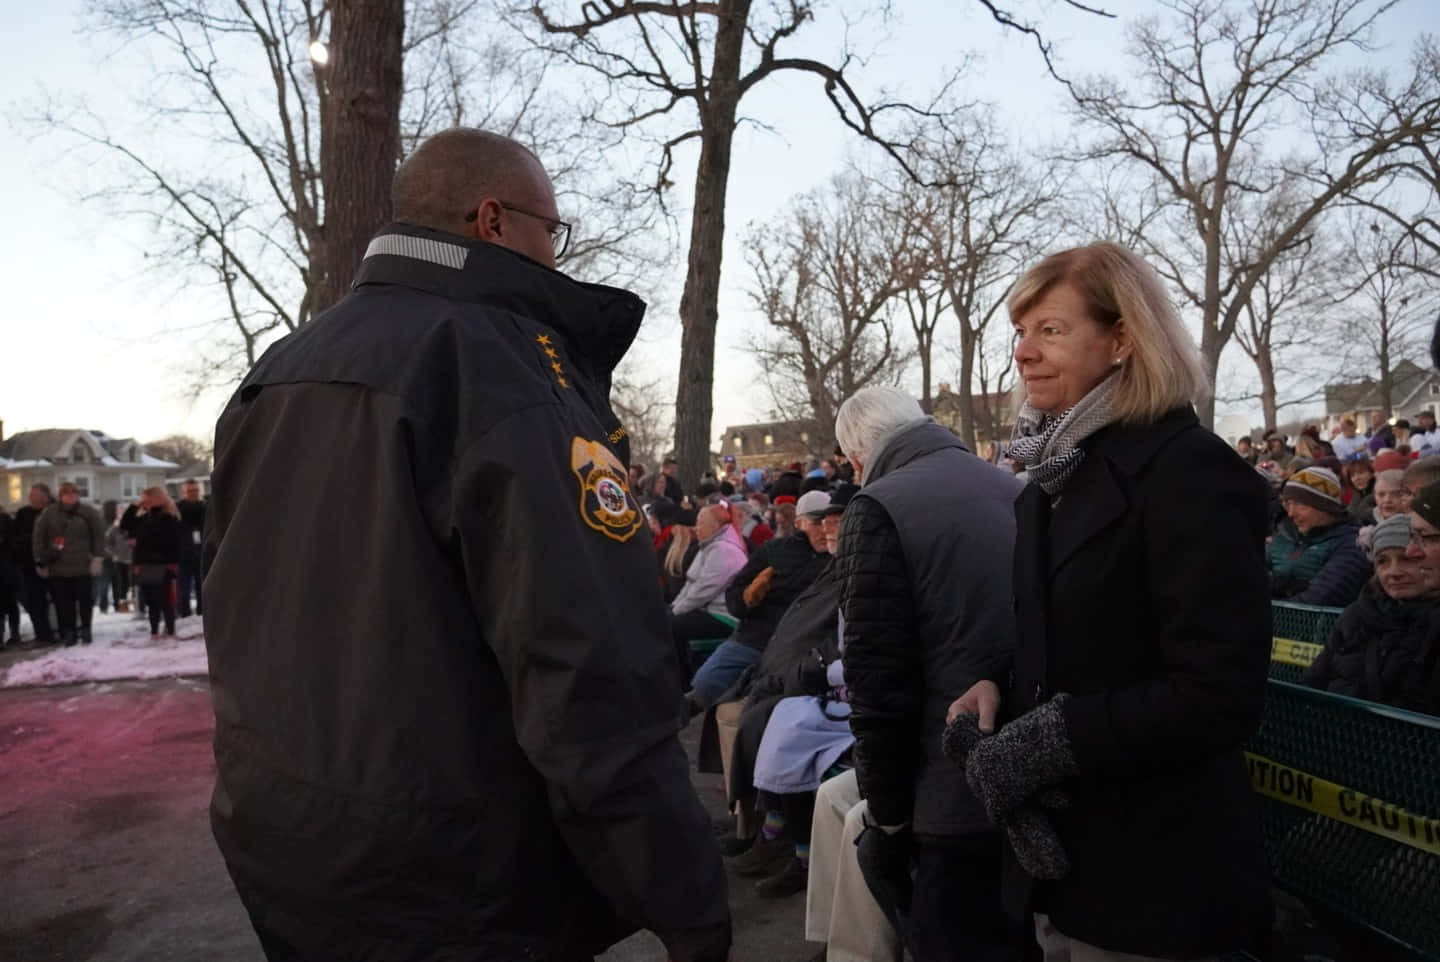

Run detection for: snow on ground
[[0, 609, 208, 689]]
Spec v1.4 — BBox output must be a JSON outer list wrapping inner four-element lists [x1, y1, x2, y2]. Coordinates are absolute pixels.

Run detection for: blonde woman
[[945, 242, 1272, 960], [125, 487, 183, 639]]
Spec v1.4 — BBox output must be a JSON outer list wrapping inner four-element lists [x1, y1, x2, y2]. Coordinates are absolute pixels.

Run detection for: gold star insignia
[[557, 376, 570, 389], [544, 347, 559, 359], [551, 361, 564, 373], [536, 334, 552, 346]]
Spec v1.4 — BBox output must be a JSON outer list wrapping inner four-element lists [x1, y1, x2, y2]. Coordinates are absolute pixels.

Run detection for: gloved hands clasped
[[942, 694, 1078, 880]]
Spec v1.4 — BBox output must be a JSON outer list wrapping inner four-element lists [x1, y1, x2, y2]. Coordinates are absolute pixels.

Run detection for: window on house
[[801, 431, 810, 443], [764, 434, 774, 447], [733, 436, 743, 450], [71, 443, 89, 463], [121, 475, 141, 499]]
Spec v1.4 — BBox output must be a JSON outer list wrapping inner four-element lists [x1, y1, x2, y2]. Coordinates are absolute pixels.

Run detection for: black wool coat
[[1005, 406, 1274, 957]]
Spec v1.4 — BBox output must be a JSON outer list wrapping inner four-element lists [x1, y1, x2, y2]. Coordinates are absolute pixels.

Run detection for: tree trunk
[[917, 330, 934, 414], [1196, 321, 1224, 430], [958, 332, 978, 450], [672, 0, 750, 486], [316, 0, 405, 313], [1256, 348, 1278, 432]]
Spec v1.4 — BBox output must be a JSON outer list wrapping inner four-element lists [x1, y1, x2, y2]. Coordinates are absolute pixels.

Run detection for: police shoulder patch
[[571, 437, 643, 542]]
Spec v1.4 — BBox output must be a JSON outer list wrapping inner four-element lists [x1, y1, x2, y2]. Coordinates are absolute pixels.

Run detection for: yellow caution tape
[[1245, 752, 1440, 856], [1271, 637, 1323, 668]]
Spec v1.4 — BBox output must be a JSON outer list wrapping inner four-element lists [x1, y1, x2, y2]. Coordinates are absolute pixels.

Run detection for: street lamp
[[308, 40, 329, 65]]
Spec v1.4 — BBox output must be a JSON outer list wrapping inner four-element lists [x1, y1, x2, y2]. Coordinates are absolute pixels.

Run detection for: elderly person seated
[[671, 503, 749, 685], [687, 491, 833, 712], [1268, 467, 1370, 607], [1303, 514, 1440, 714]]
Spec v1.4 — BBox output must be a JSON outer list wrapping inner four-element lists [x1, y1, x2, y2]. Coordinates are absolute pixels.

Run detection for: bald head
[[392, 128, 560, 266]]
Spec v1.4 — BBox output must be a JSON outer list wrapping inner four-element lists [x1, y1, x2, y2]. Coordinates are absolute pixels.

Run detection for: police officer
[[204, 128, 730, 962]]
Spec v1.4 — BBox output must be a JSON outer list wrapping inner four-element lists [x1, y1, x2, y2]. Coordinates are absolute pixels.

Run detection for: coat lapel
[[1046, 454, 1128, 577], [1044, 406, 1199, 578]]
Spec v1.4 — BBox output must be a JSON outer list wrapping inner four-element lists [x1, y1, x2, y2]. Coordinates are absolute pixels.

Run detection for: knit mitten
[[963, 695, 1077, 823], [942, 712, 1069, 811], [941, 712, 1070, 878]]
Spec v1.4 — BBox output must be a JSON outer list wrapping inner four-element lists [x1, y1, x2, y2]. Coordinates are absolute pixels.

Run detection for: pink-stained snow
[[0, 610, 208, 689]]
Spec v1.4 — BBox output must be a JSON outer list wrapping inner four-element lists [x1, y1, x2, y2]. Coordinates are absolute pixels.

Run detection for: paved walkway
[[0, 677, 814, 961]]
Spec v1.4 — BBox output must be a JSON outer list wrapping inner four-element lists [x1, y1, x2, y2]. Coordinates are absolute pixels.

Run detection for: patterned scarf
[[1009, 375, 1120, 495]]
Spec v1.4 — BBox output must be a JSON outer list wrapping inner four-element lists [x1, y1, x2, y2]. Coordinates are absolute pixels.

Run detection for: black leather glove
[[854, 821, 912, 934], [785, 647, 830, 697], [942, 711, 1070, 880], [963, 695, 1077, 824]]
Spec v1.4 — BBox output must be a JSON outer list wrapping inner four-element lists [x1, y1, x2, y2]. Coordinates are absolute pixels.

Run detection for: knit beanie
[[1368, 513, 1412, 559], [1412, 480, 1440, 530], [1373, 450, 1410, 473], [1282, 467, 1346, 516]]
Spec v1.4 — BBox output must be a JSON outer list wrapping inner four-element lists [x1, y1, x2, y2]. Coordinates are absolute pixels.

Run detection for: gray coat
[[671, 525, 748, 618], [33, 502, 106, 578]]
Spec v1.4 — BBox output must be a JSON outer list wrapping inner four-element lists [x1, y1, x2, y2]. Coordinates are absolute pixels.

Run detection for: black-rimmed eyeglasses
[[466, 202, 571, 259]]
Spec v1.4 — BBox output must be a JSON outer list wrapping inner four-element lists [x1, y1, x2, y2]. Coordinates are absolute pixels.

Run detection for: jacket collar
[[352, 223, 646, 379], [1086, 406, 1199, 477], [1040, 405, 1199, 577], [863, 418, 966, 485]]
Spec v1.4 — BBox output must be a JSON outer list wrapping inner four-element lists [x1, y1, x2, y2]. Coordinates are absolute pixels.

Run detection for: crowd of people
[[0, 480, 207, 648], [195, 129, 1439, 962], [1233, 420, 1440, 713]]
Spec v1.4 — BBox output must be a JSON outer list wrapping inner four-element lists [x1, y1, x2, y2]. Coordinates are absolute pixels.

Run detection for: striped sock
[[760, 810, 786, 841], [794, 842, 810, 867]]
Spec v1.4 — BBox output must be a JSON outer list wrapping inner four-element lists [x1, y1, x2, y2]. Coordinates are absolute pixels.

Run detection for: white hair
[[835, 386, 925, 466]]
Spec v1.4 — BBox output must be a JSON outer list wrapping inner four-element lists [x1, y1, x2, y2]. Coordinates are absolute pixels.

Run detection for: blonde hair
[[664, 525, 695, 578], [1008, 242, 1210, 425], [143, 486, 181, 519]]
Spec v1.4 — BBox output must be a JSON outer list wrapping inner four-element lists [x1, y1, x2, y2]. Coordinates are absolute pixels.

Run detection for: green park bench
[[1243, 679, 1440, 960], [1269, 601, 1344, 683], [687, 612, 739, 671]]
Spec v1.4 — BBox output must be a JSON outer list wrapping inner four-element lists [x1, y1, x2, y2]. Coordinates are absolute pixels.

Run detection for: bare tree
[[894, 111, 1055, 447], [143, 433, 213, 466], [745, 172, 915, 452], [525, 0, 962, 484], [30, 0, 664, 389], [526, 0, 1115, 482], [1334, 216, 1440, 416], [1336, 38, 1440, 279], [610, 364, 674, 475], [1070, 0, 1440, 427], [317, 0, 406, 310]]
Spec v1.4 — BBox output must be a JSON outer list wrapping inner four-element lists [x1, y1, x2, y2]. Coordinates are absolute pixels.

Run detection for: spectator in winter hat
[[1304, 513, 1440, 715], [1405, 480, 1440, 588], [1373, 449, 1410, 473], [1268, 467, 1370, 607]]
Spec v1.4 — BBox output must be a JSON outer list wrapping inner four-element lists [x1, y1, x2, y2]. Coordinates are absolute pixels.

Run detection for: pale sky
[[0, 0, 1427, 450]]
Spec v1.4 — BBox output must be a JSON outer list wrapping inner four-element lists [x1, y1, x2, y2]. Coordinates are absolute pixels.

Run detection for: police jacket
[[204, 225, 730, 962]]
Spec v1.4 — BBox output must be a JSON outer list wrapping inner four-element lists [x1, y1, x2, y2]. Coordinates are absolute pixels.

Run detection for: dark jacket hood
[[354, 222, 646, 390]]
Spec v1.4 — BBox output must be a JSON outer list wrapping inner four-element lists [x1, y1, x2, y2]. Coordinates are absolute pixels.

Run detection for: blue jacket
[[1268, 517, 1369, 607]]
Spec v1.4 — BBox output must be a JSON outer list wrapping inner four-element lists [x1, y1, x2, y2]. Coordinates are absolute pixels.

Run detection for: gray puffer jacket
[[33, 502, 106, 578]]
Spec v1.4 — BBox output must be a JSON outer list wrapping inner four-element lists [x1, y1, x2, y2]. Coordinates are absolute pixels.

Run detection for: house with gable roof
[[0, 424, 179, 509]]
